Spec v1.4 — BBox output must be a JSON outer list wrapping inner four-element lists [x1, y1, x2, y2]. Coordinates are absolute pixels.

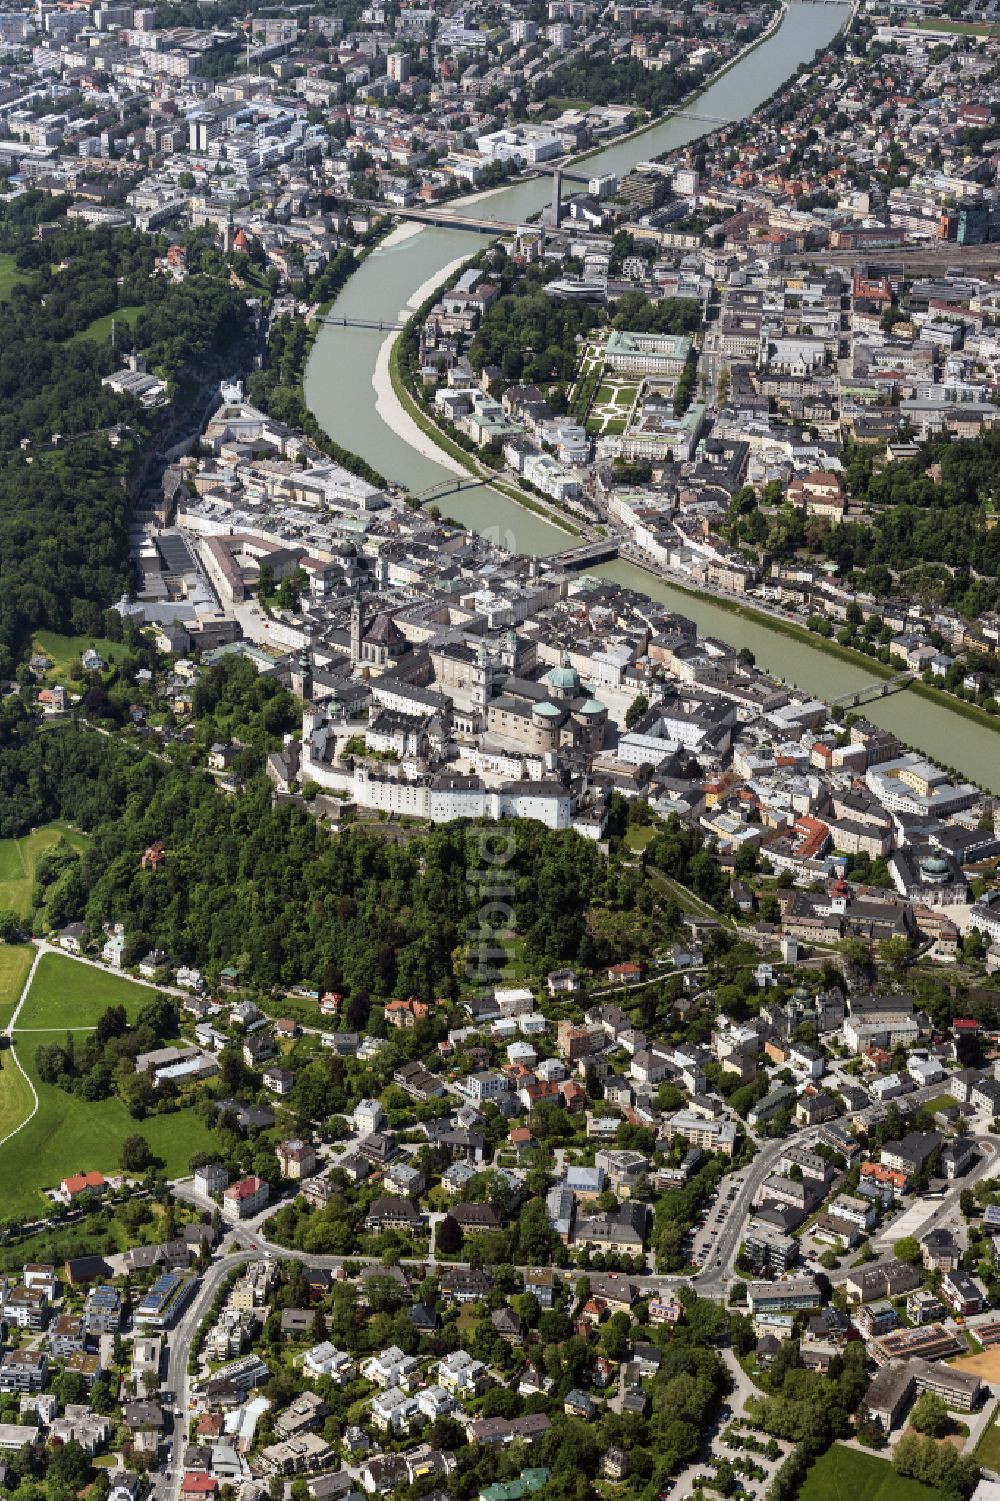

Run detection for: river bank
[[384, 331, 582, 535], [269, 220, 398, 488], [370, 241, 471, 477]]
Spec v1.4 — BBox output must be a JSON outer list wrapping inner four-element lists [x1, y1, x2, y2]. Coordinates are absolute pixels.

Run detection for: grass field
[[68, 305, 142, 346], [0, 948, 219, 1218], [0, 823, 90, 920], [16, 952, 153, 1031], [0, 946, 34, 1032], [0, 1050, 35, 1149], [0, 1044, 218, 1218], [649, 867, 731, 923], [0, 841, 24, 883], [0, 252, 28, 301], [33, 629, 132, 687], [0, 946, 39, 1158], [797, 1445, 939, 1501]]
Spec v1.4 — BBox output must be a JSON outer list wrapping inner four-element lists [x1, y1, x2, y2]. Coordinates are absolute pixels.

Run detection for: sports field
[[905, 17, 1000, 34], [954, 1347, 1000, 1385]]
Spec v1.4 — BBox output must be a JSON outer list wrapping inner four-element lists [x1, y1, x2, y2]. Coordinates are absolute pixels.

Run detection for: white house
[[355, 1099, 387, 1137], [519, 1013, 548, 1036], [362, 1347, 419, 1390], [102, 928, 126, 967], [303, 1343, 353, 1383], [369, 1387, 419, 1433], [495, 987, 534, 1017], [416, 1385, 455, 1421], [437, 1350, 487, 1396], [908, 1055, 946, 1088], [194, 1163, 229, 1197]]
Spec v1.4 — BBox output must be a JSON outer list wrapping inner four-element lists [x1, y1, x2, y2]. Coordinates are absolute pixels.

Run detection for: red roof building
[[607, 961, 645, 985], [384, 996, 432, 1028], [61, 1171, 106, 1201], [221, 1175, 269, 1222], [182, 1475, 218, 1498]]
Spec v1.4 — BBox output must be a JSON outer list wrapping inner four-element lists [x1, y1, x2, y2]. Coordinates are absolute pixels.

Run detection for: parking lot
[[689, 1171, 749, 1270], [669, 1352, 794, 1500]]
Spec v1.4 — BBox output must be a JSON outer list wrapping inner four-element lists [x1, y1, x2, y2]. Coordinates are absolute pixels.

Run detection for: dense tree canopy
[[0, 726, 721, 994], [0, 198, 251, 669], [807, 432, 1000, 618]]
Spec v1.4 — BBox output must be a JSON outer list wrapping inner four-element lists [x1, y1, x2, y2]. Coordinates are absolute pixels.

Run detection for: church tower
[[474, 638, 494, 711], [293, 643, 313, 702], [350, 590, 363, 666]]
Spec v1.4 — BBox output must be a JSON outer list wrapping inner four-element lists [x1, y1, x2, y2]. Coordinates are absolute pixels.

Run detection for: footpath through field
[[0, 942, 44, 1149]]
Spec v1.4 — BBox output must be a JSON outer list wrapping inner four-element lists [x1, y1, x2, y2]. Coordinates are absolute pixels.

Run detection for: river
[[305, 0, 1000, 791]]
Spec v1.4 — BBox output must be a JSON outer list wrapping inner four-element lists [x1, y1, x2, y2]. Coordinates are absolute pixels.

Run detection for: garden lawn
[[797, 1445, 939, 1501], [0, 945, 34, 1031], [0, 824, 90, 919], [33, 630, 132, 687], [0, 1038, 218, 1219], [922, 1094, 959, 1113], [15, 951, 155, 1030]]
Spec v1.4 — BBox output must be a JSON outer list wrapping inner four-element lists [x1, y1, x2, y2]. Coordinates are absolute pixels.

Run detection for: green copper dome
[[547, 662, 579, 691]]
